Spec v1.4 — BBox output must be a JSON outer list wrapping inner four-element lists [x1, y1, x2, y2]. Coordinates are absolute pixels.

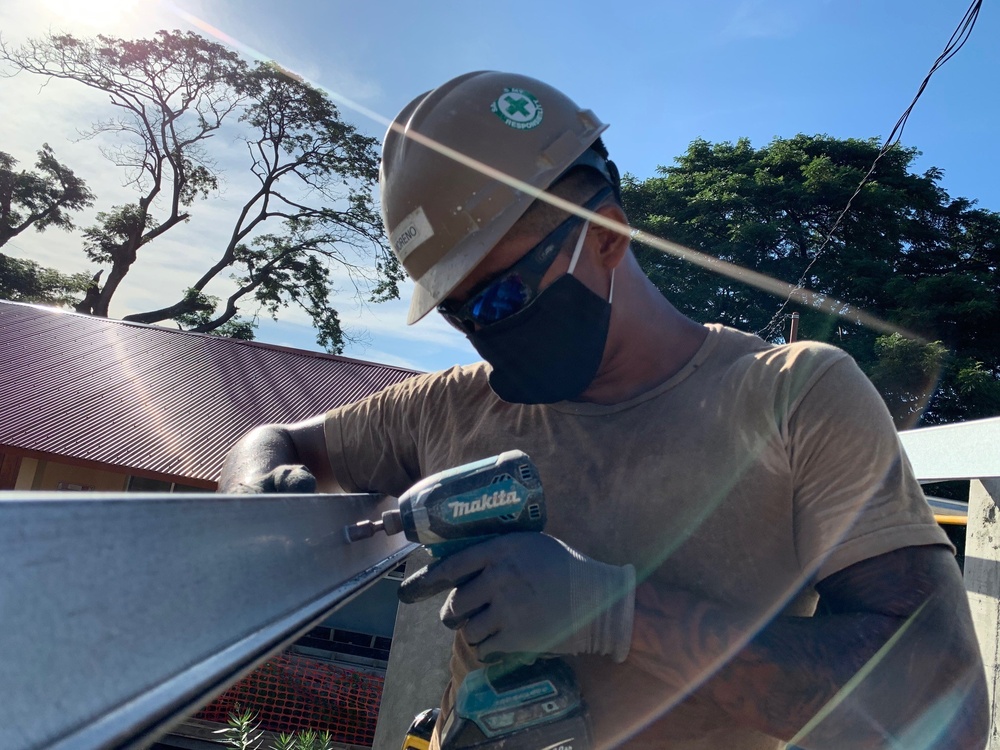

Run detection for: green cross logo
[[491, 87, 543, 130], [504, 95, 531, 117]]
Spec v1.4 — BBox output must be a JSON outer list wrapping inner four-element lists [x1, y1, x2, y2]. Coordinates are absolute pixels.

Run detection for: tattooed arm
[[627, 545, 988, 749]]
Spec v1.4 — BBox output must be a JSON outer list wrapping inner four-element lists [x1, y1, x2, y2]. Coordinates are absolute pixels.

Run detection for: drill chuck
[[344, 509, 404, 542]]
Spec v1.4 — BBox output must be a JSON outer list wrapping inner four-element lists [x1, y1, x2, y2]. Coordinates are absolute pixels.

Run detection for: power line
[[758, 0, 983, 342]]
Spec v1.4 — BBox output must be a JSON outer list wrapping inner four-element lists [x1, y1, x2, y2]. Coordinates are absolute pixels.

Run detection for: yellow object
[[401, 735, 430, 750], [401, 708, 438, 750]]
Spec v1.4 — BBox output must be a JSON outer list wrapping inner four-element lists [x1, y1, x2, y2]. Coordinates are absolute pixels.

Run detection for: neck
[[578, 264, 708, 405]]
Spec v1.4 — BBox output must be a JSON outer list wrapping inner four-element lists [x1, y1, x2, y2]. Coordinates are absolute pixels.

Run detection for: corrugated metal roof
[[0, 301, 421, 484]]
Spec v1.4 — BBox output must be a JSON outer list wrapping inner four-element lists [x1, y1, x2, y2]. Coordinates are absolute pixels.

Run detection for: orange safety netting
[[196, 652, 385, 746]]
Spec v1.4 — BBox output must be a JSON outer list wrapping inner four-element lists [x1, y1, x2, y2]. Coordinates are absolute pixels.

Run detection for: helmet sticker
[[390, 206, 435, 262], [491, 88, 544, 130]]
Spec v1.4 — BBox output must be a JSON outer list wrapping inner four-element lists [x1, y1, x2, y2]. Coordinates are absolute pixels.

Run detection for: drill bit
[[344, 518, 385, 542], [344, 509, 403, 543]]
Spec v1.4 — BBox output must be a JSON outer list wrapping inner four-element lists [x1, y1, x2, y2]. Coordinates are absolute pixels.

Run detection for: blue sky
[[1, 0, 996, 372]]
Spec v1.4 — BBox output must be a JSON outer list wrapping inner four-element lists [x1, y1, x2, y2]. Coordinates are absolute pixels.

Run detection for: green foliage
[[869, 334, 949, 428], [623, 134, 1000, 426], [0, 144, 94, 248], [1, 30, 395, 350], [214, 707, 334, 750], [214, 707, 265, 750], [171, 288, 257, 340], [229, 221, 349, 352], [81, 205, 150, 265], [0, 252, 91, 305]]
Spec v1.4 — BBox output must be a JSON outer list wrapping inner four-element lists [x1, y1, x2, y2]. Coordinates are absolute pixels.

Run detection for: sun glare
[[42, 0, 146, 29]]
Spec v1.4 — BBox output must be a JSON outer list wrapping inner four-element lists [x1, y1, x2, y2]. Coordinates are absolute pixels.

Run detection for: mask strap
[[566, 220, 615, 303], [566, 221, 590, 276]]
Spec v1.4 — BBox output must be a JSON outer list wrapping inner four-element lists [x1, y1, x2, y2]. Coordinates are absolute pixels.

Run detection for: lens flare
[[165, 4, 920, 346], [42, 0, 144, 29], [158, 6, 956, 743]]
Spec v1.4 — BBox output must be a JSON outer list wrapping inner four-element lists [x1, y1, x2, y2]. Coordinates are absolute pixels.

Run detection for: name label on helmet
[[391, 206, 434, 261]]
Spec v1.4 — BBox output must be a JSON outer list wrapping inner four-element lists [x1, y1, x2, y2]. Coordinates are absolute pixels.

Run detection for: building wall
[[24, 458, 129, 492], [13, 457, 36, 490], [0, 452, 22, 489]]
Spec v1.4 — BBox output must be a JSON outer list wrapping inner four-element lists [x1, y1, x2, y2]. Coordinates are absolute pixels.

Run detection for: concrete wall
[[965, 478, 1000, 749], [372, 549, 454, 750]]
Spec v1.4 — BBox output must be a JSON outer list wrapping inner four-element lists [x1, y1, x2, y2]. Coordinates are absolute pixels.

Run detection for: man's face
[[439, 187, 613, 333], [442, 226, 576, 329]]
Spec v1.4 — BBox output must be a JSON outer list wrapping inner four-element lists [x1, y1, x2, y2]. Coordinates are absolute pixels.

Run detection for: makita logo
[[448, 490, 519, 518]]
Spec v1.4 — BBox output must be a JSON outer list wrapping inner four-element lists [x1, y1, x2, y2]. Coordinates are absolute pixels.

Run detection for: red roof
[[0, 301, 420, 485]]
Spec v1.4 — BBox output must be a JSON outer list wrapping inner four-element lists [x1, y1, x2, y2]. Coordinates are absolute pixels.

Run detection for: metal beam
[[0, 491, 415, 750], [899, 416, 1000, 483]]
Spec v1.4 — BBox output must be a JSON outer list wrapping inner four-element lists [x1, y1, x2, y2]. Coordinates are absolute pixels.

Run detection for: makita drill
[[345, 450, 591, 750]]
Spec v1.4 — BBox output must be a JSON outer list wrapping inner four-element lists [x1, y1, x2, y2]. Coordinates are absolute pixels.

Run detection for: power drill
[[345, 450, 591, 750]]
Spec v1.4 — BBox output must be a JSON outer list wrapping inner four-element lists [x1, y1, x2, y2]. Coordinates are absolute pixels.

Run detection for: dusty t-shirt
[[323, 324, 950, 750]]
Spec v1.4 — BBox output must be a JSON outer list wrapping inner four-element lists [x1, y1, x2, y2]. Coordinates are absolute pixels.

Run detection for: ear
[[591, 203, 631, 271]]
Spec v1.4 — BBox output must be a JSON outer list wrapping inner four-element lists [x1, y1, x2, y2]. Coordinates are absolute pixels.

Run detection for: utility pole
[[788, 312, 800, 343]]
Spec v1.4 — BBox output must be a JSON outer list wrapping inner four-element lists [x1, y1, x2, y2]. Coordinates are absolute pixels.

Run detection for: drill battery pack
[[439, 659, 591, 750]]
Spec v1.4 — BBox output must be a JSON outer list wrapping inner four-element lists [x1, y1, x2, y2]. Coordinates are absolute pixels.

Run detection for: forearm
[[627, 582, 987, 748], [706, 609, 915, 744], [218, 415, 337, 492], [218, 425, 299, 491]]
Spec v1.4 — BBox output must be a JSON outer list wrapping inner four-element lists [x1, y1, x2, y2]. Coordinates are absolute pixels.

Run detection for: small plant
[[214, 706, 264, 750], [275, 728, 335, 750], [215, 706, 334, 750]]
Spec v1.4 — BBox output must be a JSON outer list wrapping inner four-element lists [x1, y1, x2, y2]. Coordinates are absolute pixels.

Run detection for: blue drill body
[[345, 450, 591, 750]]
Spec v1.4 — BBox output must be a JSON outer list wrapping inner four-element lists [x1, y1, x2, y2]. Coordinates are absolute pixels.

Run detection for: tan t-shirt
[[324, 324, 950, 750]]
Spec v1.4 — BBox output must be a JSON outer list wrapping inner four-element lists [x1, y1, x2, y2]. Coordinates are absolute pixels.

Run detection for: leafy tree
[[0, 141, 94, 306], [0, 144, 94, 248], [622, 135, 1000, 426], [0, 31, 402, 352], [0, 252, 91, 305]]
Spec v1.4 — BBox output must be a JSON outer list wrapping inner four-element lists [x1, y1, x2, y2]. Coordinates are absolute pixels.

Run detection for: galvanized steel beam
[[0, 491, 415, 750], [899, 416, 1000, 483]]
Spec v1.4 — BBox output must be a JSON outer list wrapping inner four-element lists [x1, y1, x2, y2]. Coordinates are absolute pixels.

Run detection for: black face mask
[[467, 271, 612, 404]]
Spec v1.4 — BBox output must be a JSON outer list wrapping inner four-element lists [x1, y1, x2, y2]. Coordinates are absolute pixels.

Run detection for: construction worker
[[219, 72, 988, 749]]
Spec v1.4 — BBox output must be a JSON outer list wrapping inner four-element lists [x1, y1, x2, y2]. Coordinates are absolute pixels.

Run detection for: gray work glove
[[233, 464, 317, 494], [398, 532, 636, 664]]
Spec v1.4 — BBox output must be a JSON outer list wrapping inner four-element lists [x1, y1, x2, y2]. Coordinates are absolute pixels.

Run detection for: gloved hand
[[398, 532, 636, 664], [232, 464, 317, 494]]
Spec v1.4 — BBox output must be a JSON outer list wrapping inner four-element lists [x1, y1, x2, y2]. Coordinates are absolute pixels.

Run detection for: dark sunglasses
[[438, 186, 614, 333]]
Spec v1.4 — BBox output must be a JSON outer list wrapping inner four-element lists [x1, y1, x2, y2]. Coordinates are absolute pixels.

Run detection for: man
[[219, 71, 988, 748]]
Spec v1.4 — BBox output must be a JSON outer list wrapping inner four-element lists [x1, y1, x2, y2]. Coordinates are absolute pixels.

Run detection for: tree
[[0, 31, 402, 352], [0, 144, 94, 248], [622, 135, 1000, 426], [0, 144, 94, 306], [0, 253, 91, 305]]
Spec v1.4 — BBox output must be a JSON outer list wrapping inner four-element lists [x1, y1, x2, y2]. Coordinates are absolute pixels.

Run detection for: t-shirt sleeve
[[322, 374, 428, 497], [788, 354, 952, 583]]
